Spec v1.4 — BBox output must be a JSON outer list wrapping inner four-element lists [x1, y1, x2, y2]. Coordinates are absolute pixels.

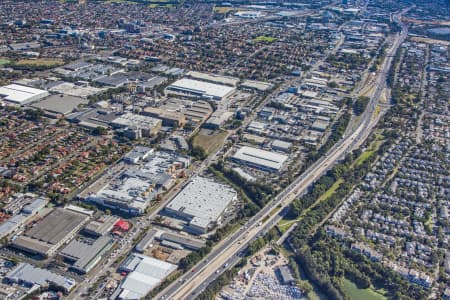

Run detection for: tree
[[353, 96, 370, 116], [92, 126, 107, 136], [328, 81, 338, 88]]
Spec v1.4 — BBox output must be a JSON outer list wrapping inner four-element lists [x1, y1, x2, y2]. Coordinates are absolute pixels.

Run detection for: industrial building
[[135, 228, 205, 253], [311, 119, 329, 132], [123, 146, 154, 164], [165, 78, 236, 101], [0, 215, 27, 240], [142, 107, 186, 127], [48, 82, 104, 98], [2, 193, 46, 215], [87, 172, 160, 216], [0, 84, 49, 105], [271, 140, 292, 153], [11, 208, 89, 257], [276, 266, 295, 285], [234, 11, 263, 18], [30, 94, 88, 118], [183, 100, 213, 124], [83, 215, 120, 237], [232, 146, 288, 172], [112, 253, 177, 300], [0, 196, 47, 239], [110, 112, 162, 139], [88, 151, 188, 215], [95, 73, 129, 87], [6, 263, 76, 293], [204, 110, 234, 129], [164, 177, 237, 234], [135, 229, 158, 253], [240, 80, 274, 92], [186, 71, 239, 86], [60, 236, 115, 273], [67, 108, 117, 129], [157, 232, 205, 251]]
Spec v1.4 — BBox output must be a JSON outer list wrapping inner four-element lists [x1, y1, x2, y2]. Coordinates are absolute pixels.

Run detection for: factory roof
[[166, 78, 236, 100], [123, 146, 153, 164], [271, 140, 292, 152], [22, 197, 47, 215], [11, 208, 88, 256], [0, 84, 49, 104], [83, 215, 119, 236], [0, 214, 26, 238], [60, 236, 115, 272], [30, 94, 88, 115], [89, 151, 184, 214], [276, 265, 295, 285], [186, 71, 239, 86], [6, 263, 76, 291], [159, 232, 204, 250], [95, 73, 129, 87], [111, 112, 161, 129], [232, 146, 288, 171], [135, 229, 158, 253], [64, 61, 92, 71], [22, 208, 88, 244], [241, 80, 274, 91], [48, 82, 104, 98], [248, 121, 267, 132], [311, 120, 329, 131], [165, 177, 237, 228], [118, 254, 176, 299]]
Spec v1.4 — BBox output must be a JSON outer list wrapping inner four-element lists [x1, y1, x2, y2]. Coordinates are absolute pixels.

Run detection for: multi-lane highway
[[155, 13, 409, 300]]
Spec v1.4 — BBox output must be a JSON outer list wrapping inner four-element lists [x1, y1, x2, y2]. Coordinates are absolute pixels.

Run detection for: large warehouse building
[[164, 176, 237, 234], [232, 146, 288, 172], [112, 253, 177, 300], [60, 236, 115, 274], [165, 78, 236, 101], [186, 71, 239, 86], [110, 112, 162, 139], [0, 84, 49, 105], [30, 94, 88, 118], [11, 207, 90, 257], [6, 263, 76, 293]]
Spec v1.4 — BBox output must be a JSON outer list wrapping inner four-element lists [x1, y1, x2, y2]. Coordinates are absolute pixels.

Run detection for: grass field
[[317, 178, 344, 202], [14, 58, 64, 68], [192, 129, 228, 155], [214, 6, 235, 13], [253, 36, 277, 43], [148, 3, 173, 8], [0, 59, 10, 65], [354, 132, 385, 166], [355, 149, 376, 166], [343, 279, 386, 300]]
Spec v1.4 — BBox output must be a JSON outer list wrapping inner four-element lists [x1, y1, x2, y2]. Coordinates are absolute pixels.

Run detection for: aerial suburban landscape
[[0, 0, 448, 299]]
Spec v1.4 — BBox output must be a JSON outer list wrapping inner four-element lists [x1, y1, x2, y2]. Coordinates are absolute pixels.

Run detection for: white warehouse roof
[[0, 84, 49, 105], [165, 177, 237, 231], [186, 71, 240, 86], [117, 254, 177, 299], [232, 146, 288, 171], [166, 78, 236, 100]]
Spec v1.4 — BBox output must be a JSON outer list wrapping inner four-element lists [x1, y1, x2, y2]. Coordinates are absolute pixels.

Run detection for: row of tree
[[353, 96, 370, 116]]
